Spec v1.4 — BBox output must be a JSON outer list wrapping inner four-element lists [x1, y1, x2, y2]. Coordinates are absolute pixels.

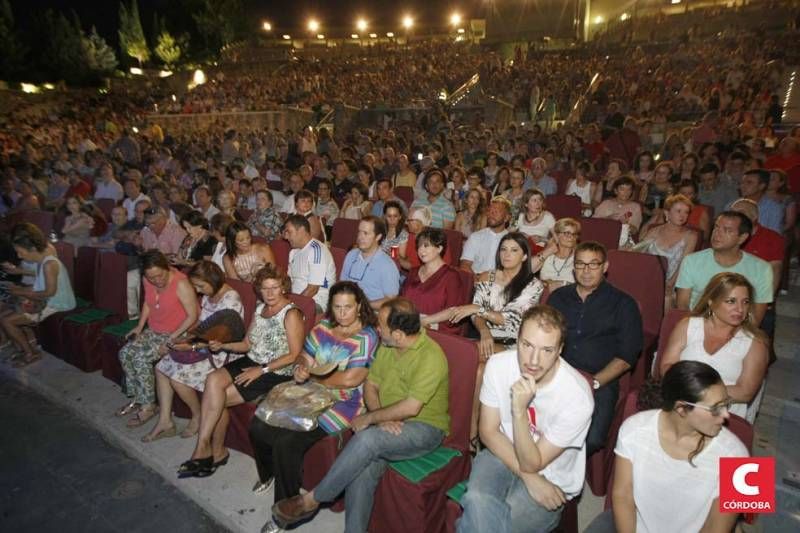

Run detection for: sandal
[[115, 401, 139, 417], [127, 406, 157, 428], [213, 453, 230, 468], [141, 425, 177, 443], [177, 456, 214, 479], [180, 424, 199, 439]]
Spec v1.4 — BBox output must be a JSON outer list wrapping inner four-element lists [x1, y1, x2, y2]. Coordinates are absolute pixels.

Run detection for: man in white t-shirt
[[457, 305, 594, 533], [460, 197, 511, 275], [284, 214, 337, 311]]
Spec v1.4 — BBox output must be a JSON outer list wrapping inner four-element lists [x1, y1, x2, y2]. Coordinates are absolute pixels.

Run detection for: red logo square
[[719, 457, 775, 514]]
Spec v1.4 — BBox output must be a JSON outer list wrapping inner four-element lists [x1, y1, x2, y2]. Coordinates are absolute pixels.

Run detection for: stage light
[[594, 16, 604, 24], [308, 19, 319, 33], [262, 21, 272, 31], [283, 34, 291, 40], [450, 13, 462, 26], [357, 19, 367, 32], [402, 15, 414, 29]]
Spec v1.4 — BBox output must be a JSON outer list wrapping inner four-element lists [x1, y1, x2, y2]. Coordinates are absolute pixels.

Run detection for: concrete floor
[[0, 264, 798, 533]]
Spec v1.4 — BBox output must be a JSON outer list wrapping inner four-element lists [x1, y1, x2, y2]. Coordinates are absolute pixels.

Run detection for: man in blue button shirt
[[547, 241, 643, 455], [341, 216, 401, 310]]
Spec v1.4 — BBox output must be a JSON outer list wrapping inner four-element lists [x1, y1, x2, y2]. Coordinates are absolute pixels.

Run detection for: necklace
[[552, 254, 572, 277]]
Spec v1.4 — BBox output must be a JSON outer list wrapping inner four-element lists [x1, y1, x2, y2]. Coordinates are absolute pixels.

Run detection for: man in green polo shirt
[[272, 297, 450, 532]]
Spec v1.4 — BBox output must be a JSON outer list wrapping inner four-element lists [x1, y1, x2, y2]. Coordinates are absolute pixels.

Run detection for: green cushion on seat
[[75, 297, 90, 308], [446, 481, 467, 503], [388, 446, 461, 483], [102, 319, 139, 337], [64, 307, 114, 324]]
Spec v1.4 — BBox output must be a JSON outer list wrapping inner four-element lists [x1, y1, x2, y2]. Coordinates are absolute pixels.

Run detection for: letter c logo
[[732, 463, 760, 496]]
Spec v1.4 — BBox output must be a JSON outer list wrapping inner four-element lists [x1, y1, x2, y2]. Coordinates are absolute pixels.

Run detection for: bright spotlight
[[317, 34, 325, 39], [450, 13, 462, 26], [351, 33, 359, 39], [457, 28, 465, 34], [357, 18, 367, 32], [593, 15, 604, 24], [369, 33, 377, 38], [129, 67, 144, 75], [402, 15, 414, 29], [308, 19, 319, 33], [262, 21, 272, 31], [282, 34, 291, 40], [386, 32, 394, 38], [620, 13, 629, 21]]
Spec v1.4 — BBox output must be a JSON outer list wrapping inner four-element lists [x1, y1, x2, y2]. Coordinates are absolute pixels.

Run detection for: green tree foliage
[[192, 0, 245, 53], [38, 10, 87, 84], [0, 0, 27, 80], [118, 0, 150, 66], [83, 26, 118, 74], [155, 29, 181, 67]]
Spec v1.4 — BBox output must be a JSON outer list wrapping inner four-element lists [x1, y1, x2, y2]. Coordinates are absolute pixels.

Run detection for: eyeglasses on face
[[574, 261, 604, 270], [558, 231, 578, 237], [681, 400, 733, 417]]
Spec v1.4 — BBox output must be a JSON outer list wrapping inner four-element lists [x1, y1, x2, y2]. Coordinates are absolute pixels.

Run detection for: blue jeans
[[313, 421, 445, 533], [457, 449, 562, 533]]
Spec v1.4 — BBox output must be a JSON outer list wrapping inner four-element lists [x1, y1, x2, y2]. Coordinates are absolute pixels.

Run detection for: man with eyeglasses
[[341, 216, 400, 310], [141, 206, 186, 256], [547, 241, 643, 456], [460, 197, 511, 275]]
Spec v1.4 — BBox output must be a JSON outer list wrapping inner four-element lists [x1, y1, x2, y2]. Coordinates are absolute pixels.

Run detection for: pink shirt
[[141, 221, 187, 255], [144, 269, 189, 334]]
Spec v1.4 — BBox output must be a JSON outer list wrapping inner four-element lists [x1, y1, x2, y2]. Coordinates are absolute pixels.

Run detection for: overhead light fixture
[[129, 67, 144, 75], [369, 33, 377, 38], [386, 32, 394, 38], [351, 33, 359, 39], [283, 34, 291, 40]]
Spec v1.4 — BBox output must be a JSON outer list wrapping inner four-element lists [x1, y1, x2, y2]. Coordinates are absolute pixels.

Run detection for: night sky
[[9, 0, 493, 43]]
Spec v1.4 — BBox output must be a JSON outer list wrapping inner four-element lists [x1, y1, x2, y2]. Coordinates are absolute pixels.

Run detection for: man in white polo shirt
[[460, 197, 511, 275], [457, 305, 594, 533], [284, 214, 336, 311]]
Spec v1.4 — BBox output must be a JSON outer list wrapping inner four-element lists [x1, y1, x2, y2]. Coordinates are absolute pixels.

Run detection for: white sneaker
[[260, 519, 284, 533]]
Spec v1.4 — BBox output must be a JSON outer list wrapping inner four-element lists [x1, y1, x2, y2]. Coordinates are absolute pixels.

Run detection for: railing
[[566, 72, 601, 126], [445, 74, 481, 107], [144, 108, 314, 135]]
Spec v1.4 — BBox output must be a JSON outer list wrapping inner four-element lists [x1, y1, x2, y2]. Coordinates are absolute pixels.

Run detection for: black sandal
[[177, 456, 213, 478]]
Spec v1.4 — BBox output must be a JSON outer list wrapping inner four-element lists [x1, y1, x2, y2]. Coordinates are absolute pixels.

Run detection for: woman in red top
[[115, 250, 199, 427], [401, 227, 464, 335], [398, 206, 452, 270]]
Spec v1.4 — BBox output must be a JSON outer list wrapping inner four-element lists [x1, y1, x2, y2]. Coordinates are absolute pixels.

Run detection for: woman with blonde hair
[[635, 194, 698, 308], [531, 217, 581, 290], [658, 272, 768, 423]]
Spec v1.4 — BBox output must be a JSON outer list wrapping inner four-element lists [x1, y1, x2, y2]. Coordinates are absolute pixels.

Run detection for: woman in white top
[[659, 272, 769, 423], [564, 161, 596, 217], [515, 188, 555, 246], [61, 196, 95, 249], [585, 360, 748, 533], [531, 217, 580, 291]]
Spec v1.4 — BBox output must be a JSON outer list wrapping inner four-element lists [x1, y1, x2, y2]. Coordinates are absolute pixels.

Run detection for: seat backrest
[[330, 246, 347, 278], [785, 164, 800, 193], [394, 186, 414, 209], [607, 250, 666, 339], [53, 241, 75, 286], [653, 308, 689, 379], [94, 251, 129, 318], [580, 217, 621, 250], [74, 246, 99, 302], [428, 330, 479, 453], [443, 229, 465, 267], [20, 210, 55, 237], [268, 238, 291, 273], [604, 387, 642, 510], [330, 218, 360, 250], [287, 293, 318, 337], [726, 414, 754, 452], [455, 268, 474, 304], [226, 277, 258, 330], [95, 198, 117, 220], [546, 194, 582, 220]]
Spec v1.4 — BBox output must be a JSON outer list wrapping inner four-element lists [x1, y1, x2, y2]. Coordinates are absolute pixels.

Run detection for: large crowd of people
[[1, 14, 798, 532]]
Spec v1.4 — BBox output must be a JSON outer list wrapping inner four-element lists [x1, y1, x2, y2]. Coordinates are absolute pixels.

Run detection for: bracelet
[[261, 364, 270, 375]]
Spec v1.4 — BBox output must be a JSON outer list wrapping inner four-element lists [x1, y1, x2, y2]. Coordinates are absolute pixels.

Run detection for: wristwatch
[[261, 364, 271, 375], [592, 378, 601, 390], [478, 305, 487, 317]]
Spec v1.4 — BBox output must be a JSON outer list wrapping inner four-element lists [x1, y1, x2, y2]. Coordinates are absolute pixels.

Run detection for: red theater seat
[[367, 330, 479, 533], [580, 217, 621, 250], [330, 218, 359, 250], [547, 194, 582, 220]]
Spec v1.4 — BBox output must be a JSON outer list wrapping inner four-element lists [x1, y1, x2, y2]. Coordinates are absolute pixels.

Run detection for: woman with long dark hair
[[432, 232, 544, 451], [222, 221, 276, 283], [585, 361, 747, 533], [248, 281, 379, 531]]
